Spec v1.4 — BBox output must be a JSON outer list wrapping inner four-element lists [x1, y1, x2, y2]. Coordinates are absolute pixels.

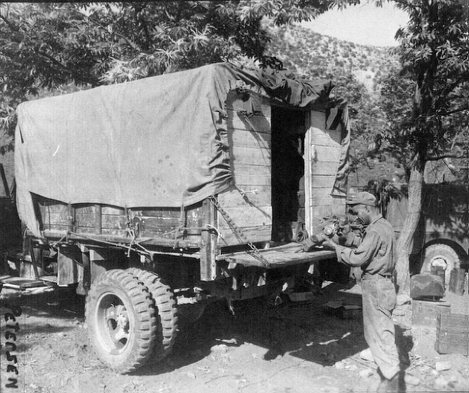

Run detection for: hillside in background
[[0, 24, 402, 196], [266, 23, 402, 189], [266, 23, 399, 95]]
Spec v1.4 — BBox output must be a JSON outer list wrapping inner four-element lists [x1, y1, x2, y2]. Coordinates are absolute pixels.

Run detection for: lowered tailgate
[[218, 242, 336, 268]]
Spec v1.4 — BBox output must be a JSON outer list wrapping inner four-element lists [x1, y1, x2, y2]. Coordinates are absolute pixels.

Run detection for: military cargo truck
[[7, 63, 350, 373], [387, 183, 469, 285]]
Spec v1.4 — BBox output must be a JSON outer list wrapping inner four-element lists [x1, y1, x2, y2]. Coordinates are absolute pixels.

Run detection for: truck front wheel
[[85, 270, 157, 374]]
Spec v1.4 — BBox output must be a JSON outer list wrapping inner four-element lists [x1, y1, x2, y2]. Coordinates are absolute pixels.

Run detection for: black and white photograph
[[0, 1, 468, 392]]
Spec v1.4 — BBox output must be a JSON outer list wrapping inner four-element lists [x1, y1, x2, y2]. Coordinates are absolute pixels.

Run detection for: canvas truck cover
[[15, 62, 348, 237]]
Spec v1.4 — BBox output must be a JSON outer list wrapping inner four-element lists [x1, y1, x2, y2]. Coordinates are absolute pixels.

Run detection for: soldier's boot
[[377, 370, 406, 393]]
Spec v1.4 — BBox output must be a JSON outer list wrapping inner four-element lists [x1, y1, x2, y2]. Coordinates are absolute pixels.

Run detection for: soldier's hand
[[322, 238, 338, 250], [340, 224, 351, 235]]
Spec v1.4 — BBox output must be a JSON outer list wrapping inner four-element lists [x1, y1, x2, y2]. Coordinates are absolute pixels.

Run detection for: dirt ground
[[0, 281, 468, 393]]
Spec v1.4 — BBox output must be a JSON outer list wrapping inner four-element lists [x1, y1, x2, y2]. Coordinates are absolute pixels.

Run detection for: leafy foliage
[[0, 0, 364, 152], [382, 0, 469, 172], [266, 23, 399, 184], [378, 0, 469, 293]]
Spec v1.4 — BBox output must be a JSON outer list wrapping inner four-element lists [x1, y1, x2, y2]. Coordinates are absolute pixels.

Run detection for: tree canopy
[[0, 1, 360, 151], [377, 0, 469, 294], [380, 0, 469, 173]]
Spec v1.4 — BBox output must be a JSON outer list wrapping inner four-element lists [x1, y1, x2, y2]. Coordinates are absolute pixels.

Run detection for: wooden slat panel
[[101, 214, 127, 229], [219, 185, 271, 207], [131, 208, 180, 218], [75, 205, 100, 229], [218, 206, 272, 228], [75, 226, 99, 234], [45, 203, 202, 236], [38, 200, 68, 210], [222, 244, 335, 267], [310, 175, 337, 188], [307, 187, 334, 201], [75, 213, 98, 228], [219, 225, 271, 246], [39, 202, 68, 227], [186, 205, 204, 228], [226, 94, 271, 133], [101, 228, 128, 236], [221, 97, 272, 247], [309, 127, 342, 146], [43, 212, 70, 226], [312, 146, 341, 162], [226, 95, 271, 115], [230, 131, 271, 152], [234, 165, 271, 186], [227, 110, 271, 132], [46, 224, 69, 232], [306, 109, 345, 236], [75, 205, 98, 214], [309, 196, 347, 209], [228, 114, 271, 133], [102, 206, 125, 215], [310, 161, 340, 175], [140, 216, 179, 231], [231, 146, 271, 166]]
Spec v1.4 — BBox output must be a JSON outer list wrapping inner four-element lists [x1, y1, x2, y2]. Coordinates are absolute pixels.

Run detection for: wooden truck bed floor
[[219, 242, 336, 268]]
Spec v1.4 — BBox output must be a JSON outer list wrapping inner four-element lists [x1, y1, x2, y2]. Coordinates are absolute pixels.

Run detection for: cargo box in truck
[[9, 62, 350, 373]]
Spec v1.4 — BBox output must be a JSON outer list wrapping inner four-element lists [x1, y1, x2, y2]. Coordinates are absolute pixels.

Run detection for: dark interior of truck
[[271, 106, 306, 243]]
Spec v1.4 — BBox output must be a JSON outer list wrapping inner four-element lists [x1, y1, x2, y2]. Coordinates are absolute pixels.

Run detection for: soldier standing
[[322, 191, 403, 393]]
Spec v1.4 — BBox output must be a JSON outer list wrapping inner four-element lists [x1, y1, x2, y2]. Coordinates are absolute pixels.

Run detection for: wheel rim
[[95, 292, 131, 355]]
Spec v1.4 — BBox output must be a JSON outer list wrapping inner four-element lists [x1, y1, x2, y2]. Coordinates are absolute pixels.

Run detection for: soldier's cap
[[346, 191, 377, 206]]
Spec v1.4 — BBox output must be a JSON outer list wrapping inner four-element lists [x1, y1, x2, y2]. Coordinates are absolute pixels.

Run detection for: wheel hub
[[103, 303, 130, 348], [115, 305, 129, 329]]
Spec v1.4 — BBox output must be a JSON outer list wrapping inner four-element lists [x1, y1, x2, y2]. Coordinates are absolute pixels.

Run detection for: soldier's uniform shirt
[[334, 214, 400, 380], [334, 214, 396, 275]]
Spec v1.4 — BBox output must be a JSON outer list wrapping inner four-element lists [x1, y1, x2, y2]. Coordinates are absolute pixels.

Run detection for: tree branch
[[88, 16, 142, 53], [36, 49, 74, 76], [0, 14, 19, 33], [437, 106, 469, 117], [427, 153, 463, 161]]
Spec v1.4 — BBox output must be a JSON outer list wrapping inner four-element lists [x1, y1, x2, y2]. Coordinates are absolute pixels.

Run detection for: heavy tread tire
[[127, 268, 178, 361], [85, 269, 158, 374], [421, 244, 460, 286]]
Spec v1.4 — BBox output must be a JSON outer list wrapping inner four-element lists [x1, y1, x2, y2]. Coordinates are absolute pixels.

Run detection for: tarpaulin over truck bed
[[15, 62, 345, 237]]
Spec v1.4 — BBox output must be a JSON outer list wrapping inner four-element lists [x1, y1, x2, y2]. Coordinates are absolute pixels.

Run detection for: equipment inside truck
[[271, 106, 306, 243]]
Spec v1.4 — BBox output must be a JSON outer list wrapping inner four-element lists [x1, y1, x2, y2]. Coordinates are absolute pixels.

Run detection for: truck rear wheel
[[421, 244, 460, 286], [128, 268, 178, 361], [85, 269, 157, 374]]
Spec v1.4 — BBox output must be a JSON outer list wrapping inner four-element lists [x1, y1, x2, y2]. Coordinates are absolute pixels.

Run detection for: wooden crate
[[411, 299, 451, 327], [448, 268, 467, 295], [435, 313, 469, 355], [410, 273, 444, 300]]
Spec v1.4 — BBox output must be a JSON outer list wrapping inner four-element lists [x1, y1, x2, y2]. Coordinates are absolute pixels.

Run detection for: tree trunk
[[395, 166, 424, 296]]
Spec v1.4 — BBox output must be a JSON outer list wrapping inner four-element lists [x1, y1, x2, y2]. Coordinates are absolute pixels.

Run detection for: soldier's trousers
[[361, 276, 400, 379]]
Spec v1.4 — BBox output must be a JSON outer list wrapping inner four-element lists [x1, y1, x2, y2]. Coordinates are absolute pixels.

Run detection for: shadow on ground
[[139, 282, 410, 376], [0, 286, 84, 353], [2, 281, 414, 377]]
